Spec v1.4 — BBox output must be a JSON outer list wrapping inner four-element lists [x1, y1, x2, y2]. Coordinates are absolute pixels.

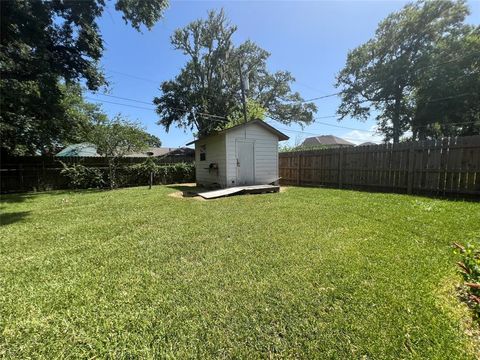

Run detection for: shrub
[[453, 241, 480, 317], [60, 162, 105, 189], [123, 161, 195, 187]]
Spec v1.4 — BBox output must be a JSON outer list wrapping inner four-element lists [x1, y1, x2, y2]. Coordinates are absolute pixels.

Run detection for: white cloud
[[342, 126, 384, 145]]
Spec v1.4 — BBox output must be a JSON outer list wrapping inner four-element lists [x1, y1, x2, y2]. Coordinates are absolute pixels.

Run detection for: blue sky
[[88, 0, 479, 147]]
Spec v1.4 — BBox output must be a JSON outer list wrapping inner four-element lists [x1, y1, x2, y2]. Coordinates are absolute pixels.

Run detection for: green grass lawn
[[1, 186, 479, 359]]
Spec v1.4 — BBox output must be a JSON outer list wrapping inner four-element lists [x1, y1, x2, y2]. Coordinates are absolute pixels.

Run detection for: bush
[[122, 161, 195, 187], [453, 241, 480, 317], [60, 162, 105, 189]]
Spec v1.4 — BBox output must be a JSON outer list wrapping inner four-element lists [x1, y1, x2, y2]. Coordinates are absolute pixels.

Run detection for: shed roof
[[186, 119, 289, 145], [302, 135, 354, 146]]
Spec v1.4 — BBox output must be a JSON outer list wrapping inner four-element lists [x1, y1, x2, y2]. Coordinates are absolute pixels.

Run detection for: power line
[[90, 92, 154, 105], [85, 96, 228, 120], [108, 70, 160, 84], [85, 96, 156, 111]]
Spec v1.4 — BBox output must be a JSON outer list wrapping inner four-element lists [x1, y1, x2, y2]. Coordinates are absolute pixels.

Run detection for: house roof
[[55, 143, 99, 157], [302, 135, 354, 146], [186, 119, 289, 145], [56, 144, 194, 158], [125, 147, 194, 157], [358, 141, 378, 146]]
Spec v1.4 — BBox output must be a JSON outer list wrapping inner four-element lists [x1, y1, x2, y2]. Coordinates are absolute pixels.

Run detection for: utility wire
[[84, 96, 228, 120]]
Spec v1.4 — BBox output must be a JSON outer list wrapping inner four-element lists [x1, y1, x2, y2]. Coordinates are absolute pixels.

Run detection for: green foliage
[[454, 241, 480, 317], [0, 0, 167, 155], [1, 187, 479, 358], [335, 0, 473, 142], [279, 144, 329, 153], [223, 99, 267, 130], [413, 27, 480, 139], [154, 9, 316, 137], [60, 162, 105, 189], [126, 161, 195, 186], [84, 115, 154, 188], [145, 133, 163, 147]]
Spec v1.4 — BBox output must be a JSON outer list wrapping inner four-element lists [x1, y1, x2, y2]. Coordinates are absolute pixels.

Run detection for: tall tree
[[412, 26, 480, 139], [335, 0, 470, 143], [0, 0, 168, 155], [1, 83, 107, 156], [154, 9, 316, 138]]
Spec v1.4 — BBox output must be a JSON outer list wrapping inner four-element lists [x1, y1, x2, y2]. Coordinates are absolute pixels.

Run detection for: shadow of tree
[[1, 189, 107, 204], [1, 211, 30, 226]]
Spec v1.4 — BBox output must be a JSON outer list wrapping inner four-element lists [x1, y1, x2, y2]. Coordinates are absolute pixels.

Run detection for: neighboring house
[[358, 141, 378, 146], [302, 135, 355, 148], [187, 119, 289, 188], [56, 145, 194, 161], [126, 147, 194, 160], [55, 143, 99, 157]]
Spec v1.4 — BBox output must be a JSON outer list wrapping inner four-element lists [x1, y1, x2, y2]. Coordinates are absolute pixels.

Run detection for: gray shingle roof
[[302, 135, 355, 146]]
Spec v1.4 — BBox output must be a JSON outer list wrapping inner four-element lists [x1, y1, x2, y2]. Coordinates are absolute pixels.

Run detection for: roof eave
[[185, 119, 289, 145]]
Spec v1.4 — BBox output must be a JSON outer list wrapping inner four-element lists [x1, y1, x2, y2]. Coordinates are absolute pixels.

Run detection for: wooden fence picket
[[279, 135, 480, 196]]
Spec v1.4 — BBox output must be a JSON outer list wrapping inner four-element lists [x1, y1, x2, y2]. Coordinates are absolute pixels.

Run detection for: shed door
[[236, 140, 254, 185]]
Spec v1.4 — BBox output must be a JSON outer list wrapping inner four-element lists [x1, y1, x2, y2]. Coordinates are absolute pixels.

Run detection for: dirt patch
[[168, 191, 206, 201]]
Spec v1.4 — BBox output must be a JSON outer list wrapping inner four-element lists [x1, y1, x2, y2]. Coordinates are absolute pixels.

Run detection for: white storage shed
[[186, 120, 289, 188]]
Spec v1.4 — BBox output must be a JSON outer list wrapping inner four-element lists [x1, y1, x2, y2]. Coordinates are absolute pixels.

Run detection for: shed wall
[[225, 123, 279, 186], [195, 134, 227, 187]]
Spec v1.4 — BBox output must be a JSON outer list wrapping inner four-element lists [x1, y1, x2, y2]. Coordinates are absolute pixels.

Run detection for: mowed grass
[[1, 186, 479, 359]]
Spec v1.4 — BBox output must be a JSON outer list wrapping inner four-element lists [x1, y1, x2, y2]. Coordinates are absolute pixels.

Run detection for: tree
[[223, 99, 267, 129], [0, 0, 168, 155], [335, 0, 470, 143], [0, 83, 106, 156], [412, 26, 480, 139], [85, 116, 153, 189], [145, 133, 163, 147], [154, 9, 316, 138]]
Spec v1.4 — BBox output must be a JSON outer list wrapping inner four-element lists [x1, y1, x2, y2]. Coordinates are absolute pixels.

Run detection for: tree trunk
[[392, 86, 403, 143]]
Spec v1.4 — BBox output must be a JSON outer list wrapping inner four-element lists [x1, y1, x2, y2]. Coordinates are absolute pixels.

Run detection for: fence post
[[407, 145, 415, 194], [338, 149, 343, 188], [297, 153, 301, 185]]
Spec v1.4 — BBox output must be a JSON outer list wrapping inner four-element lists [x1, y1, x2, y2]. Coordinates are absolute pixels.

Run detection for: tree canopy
[[84, 115, 154, 188], [0, 0, 168, 155], [154, 9, 317, 138], [335, 0, 477, 142], [412, 26, 480, 139]]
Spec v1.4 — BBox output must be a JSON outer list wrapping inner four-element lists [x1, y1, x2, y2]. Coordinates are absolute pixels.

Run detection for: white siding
[[225, 123, 279, 187], [194, 134, 227, 187]]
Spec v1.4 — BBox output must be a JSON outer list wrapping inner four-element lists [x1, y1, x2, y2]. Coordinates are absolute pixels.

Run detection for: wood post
[[338, 149, 343, 188], [407, 146, 415, 194], [297, 153, 301, 185]]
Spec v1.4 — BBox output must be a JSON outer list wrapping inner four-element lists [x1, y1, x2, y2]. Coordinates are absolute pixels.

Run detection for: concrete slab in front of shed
[[197, 185, 279, 199]]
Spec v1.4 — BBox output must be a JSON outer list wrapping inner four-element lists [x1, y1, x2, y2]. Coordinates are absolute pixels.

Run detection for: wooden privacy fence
[[0, 155, 194, 193], [279, 135, 480, 196]]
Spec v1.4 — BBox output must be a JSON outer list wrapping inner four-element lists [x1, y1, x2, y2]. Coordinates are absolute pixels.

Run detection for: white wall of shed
[[194, 134, 227, 187], [225, 123, 279, 187]]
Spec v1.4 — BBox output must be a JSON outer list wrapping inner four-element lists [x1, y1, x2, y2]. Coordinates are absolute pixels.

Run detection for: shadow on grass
[[1, 188, 107, 204], [0, 210, 31, 226]]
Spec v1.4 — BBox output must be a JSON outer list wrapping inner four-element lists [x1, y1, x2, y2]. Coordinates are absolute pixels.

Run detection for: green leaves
[[0, 0, 168, 155], [454, 241, 480, 317], [335, 0, 475, 142], [84, 115, 155, 188], [154, 9, 316, 137]]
